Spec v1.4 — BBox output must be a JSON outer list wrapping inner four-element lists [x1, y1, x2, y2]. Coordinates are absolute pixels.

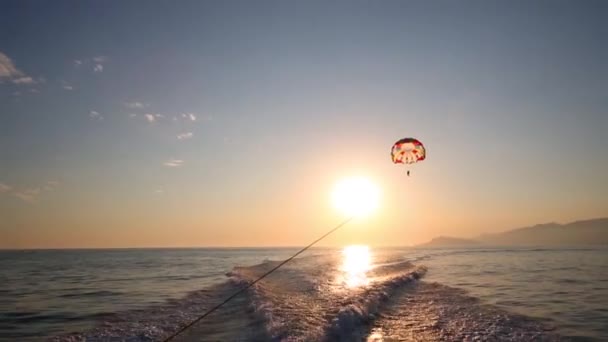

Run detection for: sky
[[1, 0, 607, 248]]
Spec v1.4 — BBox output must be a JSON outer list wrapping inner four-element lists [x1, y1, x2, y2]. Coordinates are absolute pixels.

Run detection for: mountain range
[[418, 218, 608, 247]]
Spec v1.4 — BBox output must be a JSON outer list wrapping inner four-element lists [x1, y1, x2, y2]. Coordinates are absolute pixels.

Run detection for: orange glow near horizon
[[2, 160, 604, 249]]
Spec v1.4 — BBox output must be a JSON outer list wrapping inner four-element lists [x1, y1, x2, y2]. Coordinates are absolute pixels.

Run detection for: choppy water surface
[[1, 246, 606, 341], [409, 247, 608, 340], [0, 248, 298, 340]]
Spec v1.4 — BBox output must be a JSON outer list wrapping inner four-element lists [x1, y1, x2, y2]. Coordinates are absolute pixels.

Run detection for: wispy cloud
[[2, 181, 59, 203], [0, 52, 23, 79], [163, 159, 184, 167], [92, 56, 107, 63], [12, 76, 35, 85], [44, 181, 59, 191], [125, 101, 147, 109], [74, 56, 108, 73], [14, 188, 41, 202], [144, 113, 156, 122], [60, 80, 74, 91], [177, 132, 194, 140], [133, 111, 202, 126], [0, 51, 38, 85], [182, 113, 197, 121], [143, 113, 165, 122], [0, 183, 12, 193], [90, 110, 103, 120], [93, 56, 106, 73]]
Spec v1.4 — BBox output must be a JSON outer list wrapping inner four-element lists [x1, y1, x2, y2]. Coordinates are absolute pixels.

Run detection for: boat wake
[[53, 253, 560, 341]]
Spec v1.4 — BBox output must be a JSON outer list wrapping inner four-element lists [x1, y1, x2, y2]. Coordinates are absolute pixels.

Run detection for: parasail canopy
[[391, 137, 426, 165]]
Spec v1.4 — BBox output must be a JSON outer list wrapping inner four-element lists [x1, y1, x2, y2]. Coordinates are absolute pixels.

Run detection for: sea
[[1, 246, 607, 341]]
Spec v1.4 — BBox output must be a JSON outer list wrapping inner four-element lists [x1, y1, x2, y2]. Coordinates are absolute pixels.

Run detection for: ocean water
[[1, 246, 606, 341]]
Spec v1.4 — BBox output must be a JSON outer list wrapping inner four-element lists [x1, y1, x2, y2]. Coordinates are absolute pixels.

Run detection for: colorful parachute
[[391, 137, 426, 165]]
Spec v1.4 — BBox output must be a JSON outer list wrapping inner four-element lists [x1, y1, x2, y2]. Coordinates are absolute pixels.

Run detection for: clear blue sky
[[1, 0, 606, 248]]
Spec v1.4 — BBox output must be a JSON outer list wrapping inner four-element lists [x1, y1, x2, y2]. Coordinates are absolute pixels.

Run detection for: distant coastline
[[418, 218, 608, 247], [417, 236, 479, 247]]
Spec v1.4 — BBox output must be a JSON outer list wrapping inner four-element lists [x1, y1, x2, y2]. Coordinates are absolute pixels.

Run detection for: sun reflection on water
[[341, 245, 371, 288]]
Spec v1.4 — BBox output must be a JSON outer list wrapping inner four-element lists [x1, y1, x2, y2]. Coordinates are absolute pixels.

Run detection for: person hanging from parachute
[[391, 137, 426, 176]]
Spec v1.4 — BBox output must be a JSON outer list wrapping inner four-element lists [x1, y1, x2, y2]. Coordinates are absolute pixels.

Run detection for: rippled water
[[1, 246, 606, 341], [0, 248, 299, 340], [408, 247, 608, 340]]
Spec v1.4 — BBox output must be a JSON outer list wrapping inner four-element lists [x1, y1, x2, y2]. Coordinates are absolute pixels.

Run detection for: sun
[[331, 177, 380, 218]]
